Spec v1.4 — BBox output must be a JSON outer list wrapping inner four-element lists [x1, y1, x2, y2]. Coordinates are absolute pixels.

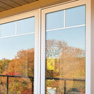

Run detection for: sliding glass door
[[0, 11, 39, 94], [41, 2, 86, 94], [0, 0, 90, 94]]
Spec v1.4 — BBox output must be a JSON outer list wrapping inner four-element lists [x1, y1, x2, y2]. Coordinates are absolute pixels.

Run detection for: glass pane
[[0, 77, 7, 94], [46, 5, 86, 94], [46, 27, 85, 94], [46, 10, 64, 30], [1, 22, 16, 37], [17, 17, 35, 34], [65, 6, 85, 27], [0, 34, 34, 93], [0, 34, 34, 76], [46, 27, 85, 51], [9, 77, 34, 94]]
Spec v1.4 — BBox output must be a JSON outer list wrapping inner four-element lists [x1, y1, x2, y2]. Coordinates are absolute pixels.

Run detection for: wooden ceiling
[[0, 0, 37, 12]]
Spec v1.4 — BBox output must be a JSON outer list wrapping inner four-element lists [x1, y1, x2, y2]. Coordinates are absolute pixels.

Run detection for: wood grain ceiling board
[[0, 0, 38, 12], [0, 0, 20, 8], [12, 0, 28, 6], [24, 0, 37, 3], [0, 1, 12, 10], [0, 7, 6, 12]]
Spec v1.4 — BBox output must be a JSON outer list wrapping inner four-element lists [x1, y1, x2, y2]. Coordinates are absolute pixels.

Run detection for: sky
[[46, 5, 85, 30], [46, 26, 85, 50], [0, 34, 34, 60], [0, 5, 85, 60], [1, 17, 35, 37], [46, 5, 86, 49]]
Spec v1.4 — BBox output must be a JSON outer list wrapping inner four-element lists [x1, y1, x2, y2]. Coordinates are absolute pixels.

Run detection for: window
[[41, 1, 90, 94], [0, 11, 39, 94], [45, 5, 86, 94], [0, 17, 35, 94]]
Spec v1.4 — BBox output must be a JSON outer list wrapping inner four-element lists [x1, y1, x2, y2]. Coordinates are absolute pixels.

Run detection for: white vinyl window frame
[[41, 0, 91, 94], [0, 10, 41, 94], [0, 0, 91, 94]]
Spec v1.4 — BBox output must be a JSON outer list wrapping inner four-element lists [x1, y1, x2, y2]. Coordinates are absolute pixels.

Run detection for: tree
[[46, 40, 85, 93], [1, 48, 34, 94], [7, 48, 34, 76]]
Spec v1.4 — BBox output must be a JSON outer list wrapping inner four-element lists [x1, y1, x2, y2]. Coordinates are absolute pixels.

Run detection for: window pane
[[46, 27, 85, 94], [17, 17, 35, 34], [0, 34, 34, 94], [46, 10, 64, 30], [1, 22, 16, 37], [65, 6, 85, 27], [0, 34, 34, 76], [46, 5, 86, 94], [9, 77, 34, 94]]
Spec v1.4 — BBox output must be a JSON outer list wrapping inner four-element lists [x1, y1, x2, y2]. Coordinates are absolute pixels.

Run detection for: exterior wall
[[0, 0, 72, 18]]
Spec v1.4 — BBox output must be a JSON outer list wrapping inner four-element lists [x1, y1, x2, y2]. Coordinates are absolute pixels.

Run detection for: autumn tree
[[46, 39, 85, 93], [5, 48, 34, 94], [46, 39, 85, 78], [7, 48, 34, 76]]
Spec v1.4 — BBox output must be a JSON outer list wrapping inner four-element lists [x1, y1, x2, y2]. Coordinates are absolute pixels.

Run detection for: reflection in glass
[[46, 80, 64, 94], [46, 28, 85, 94], [17, 17, 35, 34], [9, 77, 34, 94], [0, 34, 34, 76], [0, 34, 34, 93], [1, 22, 16, 37], [46, 10, 64, 30], [0, 77, 7, 94], [46, 5, 85, 94], [66, 81, 85, 94], [66, 6, 85, 27]]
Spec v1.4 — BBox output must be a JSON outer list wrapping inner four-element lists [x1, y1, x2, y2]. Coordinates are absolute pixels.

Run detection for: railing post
[[7, 76, 9, 94], [32, 78, 33, 94], [64, 80, 66, 94]]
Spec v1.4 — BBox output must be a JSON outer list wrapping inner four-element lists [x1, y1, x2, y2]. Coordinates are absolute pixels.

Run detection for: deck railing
[[0, 75, 85, 94], [46, 77, 85, 94], [0, 75, 34, 94]]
